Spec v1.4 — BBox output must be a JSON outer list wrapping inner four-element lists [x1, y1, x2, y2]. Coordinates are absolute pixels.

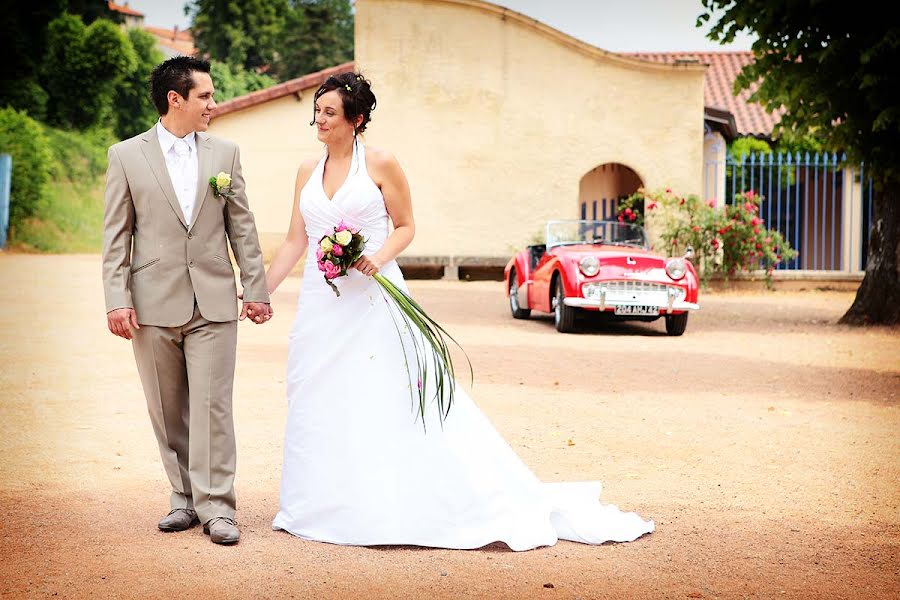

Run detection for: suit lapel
[[190, 133, 214, 232], [140, 128, 188, 229]]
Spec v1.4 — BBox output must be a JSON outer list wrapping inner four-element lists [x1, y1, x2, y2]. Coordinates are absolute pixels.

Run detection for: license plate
[[614, 305, 659, 316]]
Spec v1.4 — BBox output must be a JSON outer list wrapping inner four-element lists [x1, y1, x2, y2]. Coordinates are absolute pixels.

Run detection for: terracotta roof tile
[[212, 62, 356, 118], [625, 51, 783, 137], [144, 26, 196, 56], [107, 1, 143, 17], [144, 26, 194, 43]]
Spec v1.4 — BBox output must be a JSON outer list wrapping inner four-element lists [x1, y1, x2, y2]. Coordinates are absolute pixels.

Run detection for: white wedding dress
[[272, 141, 654, 550]]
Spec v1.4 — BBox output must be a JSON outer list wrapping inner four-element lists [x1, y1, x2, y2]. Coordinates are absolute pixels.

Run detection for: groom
[[101, 56, 271, 545]]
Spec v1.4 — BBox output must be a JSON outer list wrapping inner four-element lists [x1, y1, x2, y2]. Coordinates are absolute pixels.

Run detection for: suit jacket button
[[188, 232, 193, 239], [189, 261, 194, 268]]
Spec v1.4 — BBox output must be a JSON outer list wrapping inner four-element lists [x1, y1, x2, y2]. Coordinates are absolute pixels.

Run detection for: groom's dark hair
[[150, 56, 212, 115]]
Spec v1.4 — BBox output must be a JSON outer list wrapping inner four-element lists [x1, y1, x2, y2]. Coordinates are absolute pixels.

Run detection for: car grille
[[583, 281, 686, 304]]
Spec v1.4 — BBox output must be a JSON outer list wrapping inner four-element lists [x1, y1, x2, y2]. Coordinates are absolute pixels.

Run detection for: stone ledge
[[397, 255, 509, 280]]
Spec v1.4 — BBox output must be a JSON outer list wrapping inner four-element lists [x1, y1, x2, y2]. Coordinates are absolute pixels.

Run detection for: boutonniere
[[209, 171, 235, 198]]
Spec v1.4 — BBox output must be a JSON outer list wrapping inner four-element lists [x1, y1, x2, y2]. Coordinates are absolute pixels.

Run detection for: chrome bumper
[[564, 285, 699, 314]]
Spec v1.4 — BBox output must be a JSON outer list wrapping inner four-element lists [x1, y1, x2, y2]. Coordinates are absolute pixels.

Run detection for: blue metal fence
[[580, 197, 621, 221], [708, 152, 874, 271]]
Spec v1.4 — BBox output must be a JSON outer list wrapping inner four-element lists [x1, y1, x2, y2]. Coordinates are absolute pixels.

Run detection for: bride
[[264, 72, 654, 550]]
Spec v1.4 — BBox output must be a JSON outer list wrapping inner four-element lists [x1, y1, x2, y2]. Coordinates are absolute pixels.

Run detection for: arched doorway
[[578, 163, 643, 220]]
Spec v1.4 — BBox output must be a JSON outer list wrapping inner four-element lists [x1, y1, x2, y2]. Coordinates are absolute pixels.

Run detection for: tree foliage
[[272, 0, 354, 80], [187, 0, 290, 70], [187, 0, 354, 81], [41, 14, 137, 130], [114, 28, 165, 139], [209, 62, 277, 103]]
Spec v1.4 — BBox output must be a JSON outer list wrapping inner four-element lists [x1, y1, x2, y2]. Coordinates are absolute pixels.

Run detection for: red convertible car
[[504, 220, 700, 335]]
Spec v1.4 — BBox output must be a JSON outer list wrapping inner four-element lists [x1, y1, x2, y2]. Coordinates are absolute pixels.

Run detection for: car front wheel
[[553, 278, 576, 333], [665, 312, 689, 336], [509, 269, 530, 319]]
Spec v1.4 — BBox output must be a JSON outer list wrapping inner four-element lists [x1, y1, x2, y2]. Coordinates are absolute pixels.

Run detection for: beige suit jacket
[[102, 127, 269, 327]]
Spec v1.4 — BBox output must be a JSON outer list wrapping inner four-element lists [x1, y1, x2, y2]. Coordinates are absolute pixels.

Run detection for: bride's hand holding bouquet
[[315, 219, 472, 426]]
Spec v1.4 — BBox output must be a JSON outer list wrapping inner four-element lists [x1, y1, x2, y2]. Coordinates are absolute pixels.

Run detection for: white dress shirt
[[156, 121, 199, 226]]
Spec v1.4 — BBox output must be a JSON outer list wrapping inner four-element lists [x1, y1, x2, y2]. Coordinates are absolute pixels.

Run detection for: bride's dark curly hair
[[310, 72, 377, 136]]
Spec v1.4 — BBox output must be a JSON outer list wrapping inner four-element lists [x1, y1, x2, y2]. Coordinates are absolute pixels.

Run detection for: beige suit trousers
[[131, 304, 238, 523]]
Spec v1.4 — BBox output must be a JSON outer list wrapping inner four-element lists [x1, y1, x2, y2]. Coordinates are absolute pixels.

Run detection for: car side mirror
[[684, 246, 694, 260]]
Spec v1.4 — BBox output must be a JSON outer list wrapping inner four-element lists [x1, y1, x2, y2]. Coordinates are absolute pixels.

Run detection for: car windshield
[[545, 220, 648, 249]]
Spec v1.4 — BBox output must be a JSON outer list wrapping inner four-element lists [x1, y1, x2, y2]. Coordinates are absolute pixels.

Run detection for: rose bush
[[617, 188, 797, 287]]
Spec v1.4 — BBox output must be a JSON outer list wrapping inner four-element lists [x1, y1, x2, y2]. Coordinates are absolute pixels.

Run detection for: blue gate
[[708, 152, 874, 271]]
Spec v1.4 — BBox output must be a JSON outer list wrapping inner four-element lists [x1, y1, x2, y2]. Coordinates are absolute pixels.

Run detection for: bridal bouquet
[[316, 220, 472, 426], [316, 220, 366, 296]]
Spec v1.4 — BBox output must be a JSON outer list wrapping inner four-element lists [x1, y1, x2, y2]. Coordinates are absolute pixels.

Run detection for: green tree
[[187, 0, 290, 70], [0, 0, 66, 119], [272, 0, 354, 80], [700, 0, 900, 324], [209, 62, 277, 102], [728, 137, 772, 162], [114, 28, 165, 139], [41, 15, 137, 130]]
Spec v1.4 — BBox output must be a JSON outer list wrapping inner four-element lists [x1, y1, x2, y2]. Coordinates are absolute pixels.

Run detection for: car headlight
[[666, 258, 687, 280], [579, 256, 600, 277]]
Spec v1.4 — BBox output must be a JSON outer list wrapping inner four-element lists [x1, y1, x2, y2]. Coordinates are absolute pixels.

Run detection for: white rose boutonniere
[[209, 171, 235, 198]]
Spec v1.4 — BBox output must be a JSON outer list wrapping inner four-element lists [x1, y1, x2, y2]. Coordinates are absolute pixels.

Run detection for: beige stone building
[[209, 0, 710, 270]]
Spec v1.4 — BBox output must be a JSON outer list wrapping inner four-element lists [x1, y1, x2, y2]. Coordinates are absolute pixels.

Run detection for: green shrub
[[0, 107, 52, 226]]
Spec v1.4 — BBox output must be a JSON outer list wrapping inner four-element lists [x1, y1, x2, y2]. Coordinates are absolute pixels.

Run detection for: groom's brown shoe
[[203, 517, 240, 545], [158, 508, 199, 532]]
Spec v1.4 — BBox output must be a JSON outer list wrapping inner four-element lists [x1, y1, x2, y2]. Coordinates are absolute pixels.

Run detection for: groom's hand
[[241, 301, 272, 324], [107, 308, 140, 340]]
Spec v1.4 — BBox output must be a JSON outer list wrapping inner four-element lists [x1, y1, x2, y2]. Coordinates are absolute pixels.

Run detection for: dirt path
[[1, 254, 897, 599]]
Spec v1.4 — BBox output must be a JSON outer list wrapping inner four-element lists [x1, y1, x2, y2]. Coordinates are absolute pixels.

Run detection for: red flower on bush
[[706, 199, 716, 208], [692, 225, 701, 232], [647, 202, 657, 210]]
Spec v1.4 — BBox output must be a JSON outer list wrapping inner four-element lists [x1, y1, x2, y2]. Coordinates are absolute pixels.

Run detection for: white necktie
[[173, 139, 191, 161]]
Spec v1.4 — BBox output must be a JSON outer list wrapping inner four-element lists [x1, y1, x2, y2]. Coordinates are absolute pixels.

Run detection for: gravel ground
[[0, 254, 897, 599]]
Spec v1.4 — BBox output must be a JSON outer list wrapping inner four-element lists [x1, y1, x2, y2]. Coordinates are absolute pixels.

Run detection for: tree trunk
[[839, 179, 900, 325]]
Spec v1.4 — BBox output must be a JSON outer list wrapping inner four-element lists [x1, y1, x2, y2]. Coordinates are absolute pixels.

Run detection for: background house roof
[[107, 1, 143, 18], [144, 26, 196, 57], [627, 51, 782, 138], [213, 62, 355, 118]]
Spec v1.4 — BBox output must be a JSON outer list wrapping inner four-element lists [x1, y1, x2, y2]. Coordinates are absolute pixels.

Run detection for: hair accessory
[[357, 76, 363, 81], [345, 84, 352, 92]]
